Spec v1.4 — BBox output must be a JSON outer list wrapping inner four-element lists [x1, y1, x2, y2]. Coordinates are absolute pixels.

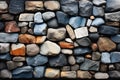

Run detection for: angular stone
[[45, 68, 60, 78], [26, 55, 48, 66], [10, 43, 25, 56], [0, 53, 11, 61], [101, 52, 111, 63], [111, 34, 120, 43], [92, 52, 101, 61], [0, 14, 14, 20], [42, 12, 55, 21], [93, 0, 106, 6], [59, 41, 74, 49], [94, 73, 109, 79], [68, 56, 76, 65], [49, 54, 67, 67], [25, 1, 44, 11], [65, 38, 73, 43], [13, 57, 25, 62], [19, 13, 34, 21], [0, 22, 4, 30], [0, 33, 18, 42], [93, 6, 104, 16], [34, 66, 45, 78], [0, 43, 9, 53], [40, 41, 61, 56], [97, 37, 116, 52], [9, 0, 25, 14], [0, 69, 12, 78], [86, 19, 92, 26], [47, 18, 58, 28], [109, 71, 120, 78], [111, 52, 120, 63], [91, 18, 105, 26], [76, 57, 85, 64], [34, 12, 43, 23], [61, 49, 73, 55], [0, 1, 8, 13], [61, 71, 76, 78]]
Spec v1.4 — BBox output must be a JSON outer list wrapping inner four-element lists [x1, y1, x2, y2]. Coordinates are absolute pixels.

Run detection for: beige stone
[[61, 71, 76, 78]]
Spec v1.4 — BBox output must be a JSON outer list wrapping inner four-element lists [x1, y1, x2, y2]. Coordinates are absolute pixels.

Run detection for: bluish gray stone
[[93, 6, 104, 16], [111, 52, 120, 63], [92, 18, 105, 26], [0, 62, 7, 70], [76, 57, 85, 63], [93, 0, 106, 6], [26, 55, 48, 66], [101, 52, 111, 63], [0, 22, 4, 30], [34, 23, 47, 35], [0, 33, 18, 42], [69, 17, 86, 28], [34, 66, 45, 78], [89, 33, 99, 42], [42, 12, 55, 21], [111, 35, 120, 43], [34, 12, 43, 23], [109, 71, 120, 78], [47, 18, 58, 28], [0, 53, 11, 60], [56, 11, 69, 25]]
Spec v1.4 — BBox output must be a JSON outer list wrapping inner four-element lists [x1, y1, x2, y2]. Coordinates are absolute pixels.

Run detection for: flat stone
[[26, 54, 48, 66], [0, 69, 12, 78], [34, 12, 43, 23], [89, 26, 97, 33], [93, 0, 106, 6], [0, 1, 8, 13], [65, 38, 73, 43], [61, 71, 76, 78], [49, 54, 67, 67], [71, 64, 79, 71], [111, 52, 120, 63], [97, 37, 116, 52], [91, 18, 105, 26], [10, 43, 25, 56], [0, 33, 18, 42], [111, 34, 120, 43], [47, 28, 66, 41], [101, 52, 111, 63], [0, 14, 14, 20], [77, 70, 92, 79], [40, 41, 61, 56], [61, 49, 73, 55], [92, 52, 101, 61], [76, 57, 85, 63], [69, 17, 86, 28], [79, 0, 93, 17], [34, 66, 45, 78], [74, 27, 88, 39], [109, 71, 120, 78], [0, 53, 11, 61], [94, 73, 109, 79], [19, 13, 34, 21], [9, 0, 25, 14], [47, 18, 58, 28], [45, 68, 60, 78], [44, 1, 60, 10], [80, 59, 100, 71], [25, 1, 44, 11], [0, 22, 4, 30], [0, 62, 6, 70], [42, 12, 55, 21], [0, 43, 9, 53], [59, 41, 74, 49], [68, 56, 76, 65], [18, 22, 28, 27], [13, 57, 25, 62], [93, 6, 104, 16]]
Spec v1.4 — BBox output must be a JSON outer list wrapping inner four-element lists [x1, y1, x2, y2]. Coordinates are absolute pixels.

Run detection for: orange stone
[[85, 54, 92, 59], [59, 41, 74, 49], [91, 43, 98, 51], [35, 36, 46, 44]]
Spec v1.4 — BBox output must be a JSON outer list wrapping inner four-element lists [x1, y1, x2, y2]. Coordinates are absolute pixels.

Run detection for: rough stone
[[89, 33, 99, 42], [34, 66, 45, 78], [0, 43, 10, 53], [0, 69, 12, 78], [91, 43, 98, 51], [101, 52, 111, 63], [0, 1, 8, 13], [0, 62, 6, 70], [76, 57, 85, 64], [21, 27, 28, 33], [34, 12, 43, 23], [0, 22, 4, 30], [0, 53, 11, 61], [106, 22, 120, 27], [89, 26, 97, 33], [0, 14, 14, 20], [111, 34, 120, 43], [71, 64, 79, 71], [109, 71, 120, 78], [42, 12, 55, 21], [93, 6, 104, 16], [61, 71, 76, 78], [18, 22, 28, 27], [100, 64, 108, 72], [94, 73, 109, 79], [19, 13, 34, 21]]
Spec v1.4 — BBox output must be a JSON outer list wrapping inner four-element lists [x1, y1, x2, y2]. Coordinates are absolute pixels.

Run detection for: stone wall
[[0, 0, 120, 79]]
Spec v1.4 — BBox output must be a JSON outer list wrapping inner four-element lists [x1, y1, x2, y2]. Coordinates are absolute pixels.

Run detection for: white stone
[[65, 38, 73, 43], [18, 22, 28, 27], [19, 13, 34, 21], [101, 52, 111, 63], [89, 26, 97, 32], [11, 43, 25, 51], [94, 73, 109, 79], [34, 12, 43, 23], [0, 43, 10, 53], [0, 1, 8, 13], [61, 49, 73, 55], [86, 19, 92, 26]]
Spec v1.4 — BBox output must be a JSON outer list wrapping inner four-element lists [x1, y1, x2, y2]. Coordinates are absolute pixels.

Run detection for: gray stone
[[101, 52, 111, 63], [62, 66, 70, 71], [76, 57, 85, 63], [47, 18, 58, 28], [0, 53, 11, 60], [34, 12, 43, 23], [111, 52, 120, 63], [115, 63, 120, 70], [68, 56, 76, 65], [93, 0, 106, 6], [93, 6, 104, 16], [0, 69, 12, 78], [61, 71, 76, 78], [0, 1, 8, 13], [26, 54, 48, 66], [13, 57, 25, 62], [0, 62, 6, 70], [109, 71, 120, 78], [0, 43, 10, 53], [91, 18, 105, 26], [71, 64, 79, 71], [34, 66, 45, 78], [92, 52, 101, 61], [89, 33, 99, 41], [42, 12, 55, 21], [0, 22, 4, 30], [111, 34, 120, 43], [18, 22, 28, 27]]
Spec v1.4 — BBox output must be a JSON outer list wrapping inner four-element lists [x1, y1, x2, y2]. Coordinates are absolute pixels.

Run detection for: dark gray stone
[[47, 18, 58, 28], [0, 53, 11, 60], [71, 64, 79, 71], [89, 33, 99, 42], [111, 35, 120, 43], [111, 52, 120, 63], [0, 62, 6, 70], [115, 63, 120, 70], [117, 44, 120, 51], [0, 22, 4, 30], [34, 66, 45, 78], [109, 71, 120, 78], [76, 57, 85, 64], [93, 6, 104, 16]]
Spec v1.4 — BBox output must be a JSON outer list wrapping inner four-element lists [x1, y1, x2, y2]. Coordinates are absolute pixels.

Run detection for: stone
[[34, 23, 47, 35], [56, 11, 69, 25], [49, 54, 67, 67], [40, 41, 61, 56], [12, 66, 33, 78], [9, 0, 25, 14], [47, 28, 66, 41], [5, 21, 20, 33], [61, 71, 76, 78], [117, 44, 120, 51], [106, 22, 119, 27], [76, 57, 85, 63], [74, 47, 91, 55], [109, 64, 115, 70], [0, 22, 4, 30], [111, 52, 120, 63], [92, 52, 101, 61], [115, 63, 120, 70], [85, 54, 92, 59], [69, 17, 86, 28], [59, 41, 74, 49], [45, 68, 60, 78], [65, 38, 73, 43], [80, 59, 100, 71], [18, 22, 28, 27], [34, 12, 43, 23], [109, 71, 120, 78], [66, 25, 75, 40], [89, 26, 97, 33], [0, 62, 6, 70], [0, 33, 18, 42], [89, 33, 99, 42], [19, 13, 34, 21], [91, 43, 98, 51], [10, 43, 25, 56], [61, 49, 73, 55], [26, 44, 39, 56], [97, 37, 116, 52], [0, 69, 12, 78], [7, 61, 23, 70], [42, 12, 55, 21], [86, 19, 92, 26], [0, 43, 10, 53], [101, 52, 111, 63], [91, 18, 105, 26], [35, 36, 46, 44], [0, 14, 14, 20], [0, 1, 8, 13], [26, 55, 48, 66], [111, 34, 120, 43], [71, 64, 79, 71], [94, 73, 109, 79], [100, 64, 108, 72], [68, 56, 76, 65], [76, 37, 91, 47], [44, 1, 60, 10], [77, 70, 92, 79], [60, 0, 78, 15], [79, 0, 93, 17], [62, 66, 70, 71], [21, 27, 28, 33], [93, 6, 104, 16], [25, 1, 44, 11], [13, 57, 25, 62], [74, 27, 88, 39], [0, 53, 11, 61], [28, 29, 33, 34], [93, 0, 106, 6], [34, 66, 45, 78], [47, 18, 58, 28]]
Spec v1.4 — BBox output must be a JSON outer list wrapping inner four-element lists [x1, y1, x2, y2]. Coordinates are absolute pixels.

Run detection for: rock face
[[0, 1, 8, 13]]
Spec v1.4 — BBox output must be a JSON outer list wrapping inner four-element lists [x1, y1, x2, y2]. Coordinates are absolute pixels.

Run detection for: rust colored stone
[[91, 43, 98, 51], [59, 41, 74, 49], [85, 54, 92, 59], [35, 36, 46, 44]]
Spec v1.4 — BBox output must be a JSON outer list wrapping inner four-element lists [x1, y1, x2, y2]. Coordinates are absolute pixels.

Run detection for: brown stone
[[100, 64, 108, 72], [91, 43, 98, 51], [97, 37, 116, 52], [0, 14, 14, 20], [85, 54, 92, 59], [106, 22, 119, 27], [5, 21, 20, 33], [35, 36, 46, 44], [59, 41, 74, 49]]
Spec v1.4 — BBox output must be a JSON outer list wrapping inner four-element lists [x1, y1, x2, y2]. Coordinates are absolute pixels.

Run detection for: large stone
[[19, 13, 34, 21], [34, 12, 43, 23], [0, 69, 12, 78], [93, 0, 106, 6], [111, 52, 120, 63], [94, 73, 109, 79], [61, 71, 76, 78], [101, 52, 111, 63], [109, 71, 120, 78], [0, 1, 8, 13], [9, 0, 25, 14], [42, 12, 55, 21], [97, 37, 116, 52], [0, 43, 9, 53], [111, 34, 120, 43], [93, 6, 104, 16], [34, 66, 45, 78]]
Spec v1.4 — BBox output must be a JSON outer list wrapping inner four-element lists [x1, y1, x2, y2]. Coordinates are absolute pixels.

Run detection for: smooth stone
[[0, 43, 9, 53], [42, 12, 55, 21], [94, 73, 109, 79], [34, 12, 43, 23], [79, 0, 93, 17], [76, 57, 85, 63], [92, 52, 101, 61], [0, 1, 8, 13], [49, 54, 67, 67], [109, 71, 120, 78], [68, 56, 76, 65], [47, 18, 58, 28], [0, 14, 14, 20], [93, 0, 106, 6], [74, 47, 91, 55], [26, 54, 48, 66], [40, 41, 61, 56], [35, 36, 46, 44], [0, 22, 4, 30], [34, 66, 45, 78], [0, 62, 6, 70], [111, 34, 120, 43], [89, 33, 99, 42], [61, 49, 73, 55], [86, 19, 92, 26], [19, 13, 34, 21], [34, 23, 47, 35], [65, 38, 73, 43], [71, 64, 79, 71], [18, 22, 28, 27], [13, 57, 25, 62], [91, 18, 105, 26], [61, 66, 70, 71], [93, 6, 104, 16], [0, 53, 11, 60], [89, 26, 97, 33], [111, 52, 120, 63], [28, 29, 33, 34], [56, 11, 69, 25], [61, 71, 76, 78], [59, 41, 74, 49], [0, 69, 12, 78], [9, 0, 25, 14], [69, 17, 86, 28], [80, 59, 100, 71], [74, 27, 88, 39], [0, 33, 18, 42], [101, 52, 111, 63]]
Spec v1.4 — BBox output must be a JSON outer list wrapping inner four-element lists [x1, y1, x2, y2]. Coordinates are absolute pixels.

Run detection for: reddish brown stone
[[91, 43, 98, 51], [59, 41, 74, 49], [35, 36, 46, 44]]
